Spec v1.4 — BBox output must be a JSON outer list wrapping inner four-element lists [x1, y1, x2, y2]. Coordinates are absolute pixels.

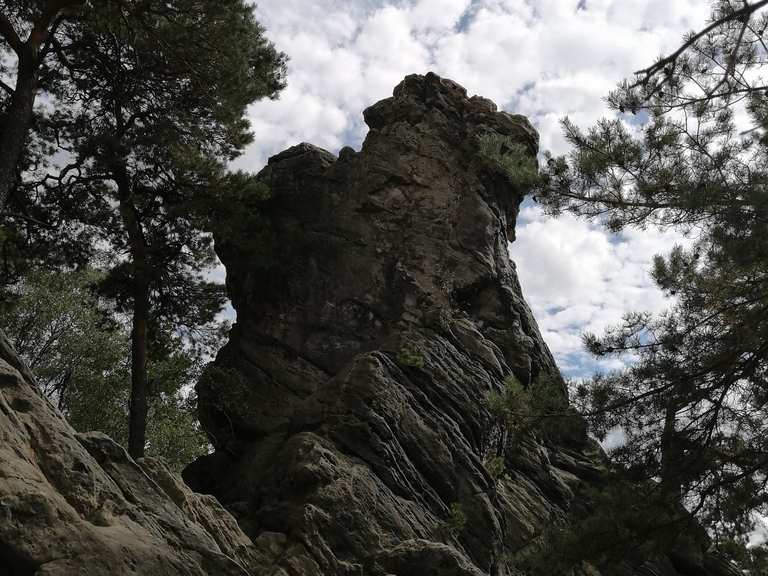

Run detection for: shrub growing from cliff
[[485, 374, 572, 481], [487, 375, 531, 443], [397, 344, 425, 368], [478, 132, 540, 192]]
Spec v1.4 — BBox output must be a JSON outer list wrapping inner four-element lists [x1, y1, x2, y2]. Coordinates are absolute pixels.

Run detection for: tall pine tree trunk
[[128, 275, 150, 458], [0, 52, 36, 215], [0, 2, 94, 401], [117, 171, 151, 459], [0, 4, 80, 357], [660, 394, 683, 505], [0, 1, 80, 208], [0, 48, 37, 383]]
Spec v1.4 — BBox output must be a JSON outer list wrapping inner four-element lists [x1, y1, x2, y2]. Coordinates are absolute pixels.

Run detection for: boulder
[[0, 330, 265, 575]]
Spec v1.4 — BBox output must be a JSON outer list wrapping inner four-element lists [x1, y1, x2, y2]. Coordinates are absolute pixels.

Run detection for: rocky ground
[[0, 330, 267, 575]]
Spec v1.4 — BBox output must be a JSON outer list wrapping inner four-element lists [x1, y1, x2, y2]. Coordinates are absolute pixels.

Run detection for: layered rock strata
[[0, 72, 740, 576], [189, 73, 714, 575]]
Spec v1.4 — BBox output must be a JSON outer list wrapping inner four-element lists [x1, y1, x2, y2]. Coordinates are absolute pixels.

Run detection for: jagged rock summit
[[185, 72, 608, 575], [188, 72, 741, 576]]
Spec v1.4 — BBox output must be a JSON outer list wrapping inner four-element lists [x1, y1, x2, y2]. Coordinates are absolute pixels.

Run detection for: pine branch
[[0, 14, 24, 55], [632, 0, 768, 87]]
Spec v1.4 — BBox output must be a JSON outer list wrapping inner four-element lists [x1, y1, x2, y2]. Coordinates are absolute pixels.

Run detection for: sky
[[234, 0, 713, 378]]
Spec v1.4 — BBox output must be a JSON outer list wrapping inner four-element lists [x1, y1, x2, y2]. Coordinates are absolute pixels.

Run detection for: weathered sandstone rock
[[188, 73, 737, 575], [0, 72, 741, 576], [0, 330, 265, 575]]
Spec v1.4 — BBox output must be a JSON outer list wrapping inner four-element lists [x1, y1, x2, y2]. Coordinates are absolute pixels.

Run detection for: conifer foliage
[[0, 1, 286, 458], [540, 0, 768, 556]]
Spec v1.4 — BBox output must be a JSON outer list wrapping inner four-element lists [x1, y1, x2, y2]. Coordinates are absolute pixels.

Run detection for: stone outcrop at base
[[0, 331, 265, 575]]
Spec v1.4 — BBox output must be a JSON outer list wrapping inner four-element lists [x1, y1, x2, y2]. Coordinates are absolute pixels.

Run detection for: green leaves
[[487, 374, 529, 424], [1, 269, 209, 470], [485, 456, 506, 481], [443, 502, 467, 535], [537, 0, 768, 548], [477, 132, 540, 192], [35, 0, 288, 326], [19, 1, 287, 455], [486, 373, 570, 456], [397, 343, 425, 369]]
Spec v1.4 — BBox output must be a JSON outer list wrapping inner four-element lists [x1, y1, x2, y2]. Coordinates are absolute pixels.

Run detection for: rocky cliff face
[[189, 72, 577, 575], [0, 73, 739, 576], [187, 73, 736, 576]]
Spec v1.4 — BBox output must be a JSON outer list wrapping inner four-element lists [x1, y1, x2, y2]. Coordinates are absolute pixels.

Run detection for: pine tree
[[1, 1, 286, 458], [538, 0, 768, 557], [39, 0, 284, 458]]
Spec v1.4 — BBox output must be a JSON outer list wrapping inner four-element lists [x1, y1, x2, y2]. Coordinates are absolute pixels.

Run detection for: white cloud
[[406, 0, 472, 32], [510, 203, 683, 376], [244, 0, 710, 160], [266, 0, 706, 134], [749, 516, 768, 547], [237, 0, 712, 375]]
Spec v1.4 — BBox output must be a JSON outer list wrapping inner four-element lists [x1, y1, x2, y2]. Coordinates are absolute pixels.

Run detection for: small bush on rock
[[478, 132, 539, 191]]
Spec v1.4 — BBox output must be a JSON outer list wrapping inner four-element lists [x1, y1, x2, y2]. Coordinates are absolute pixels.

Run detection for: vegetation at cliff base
[[0, 269, 210, 470]]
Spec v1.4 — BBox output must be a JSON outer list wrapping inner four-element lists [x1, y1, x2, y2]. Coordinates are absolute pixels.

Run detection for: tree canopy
[[0, 0, 286, 459], [538, 0, 768, 562], [0, 269, 210, 470]]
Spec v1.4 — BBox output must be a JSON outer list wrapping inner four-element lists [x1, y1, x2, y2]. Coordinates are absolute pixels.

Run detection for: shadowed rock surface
[[187, 73, 740, 576]]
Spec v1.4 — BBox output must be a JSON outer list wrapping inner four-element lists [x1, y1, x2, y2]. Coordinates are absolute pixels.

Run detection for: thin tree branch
[[632, 0, 768, 86], [708, 16, 751, 96], [28, 0, 85, 51], [0, 14, 24, 55], [0, 78, 15, 96], [40, 13, 70, 57], [0, 210, 53, 228]]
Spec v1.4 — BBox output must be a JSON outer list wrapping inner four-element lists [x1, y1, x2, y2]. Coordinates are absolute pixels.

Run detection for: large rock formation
[[0, 332, 267, 575], [0, 72, 740, 576], [186, 73, 739, 576]]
